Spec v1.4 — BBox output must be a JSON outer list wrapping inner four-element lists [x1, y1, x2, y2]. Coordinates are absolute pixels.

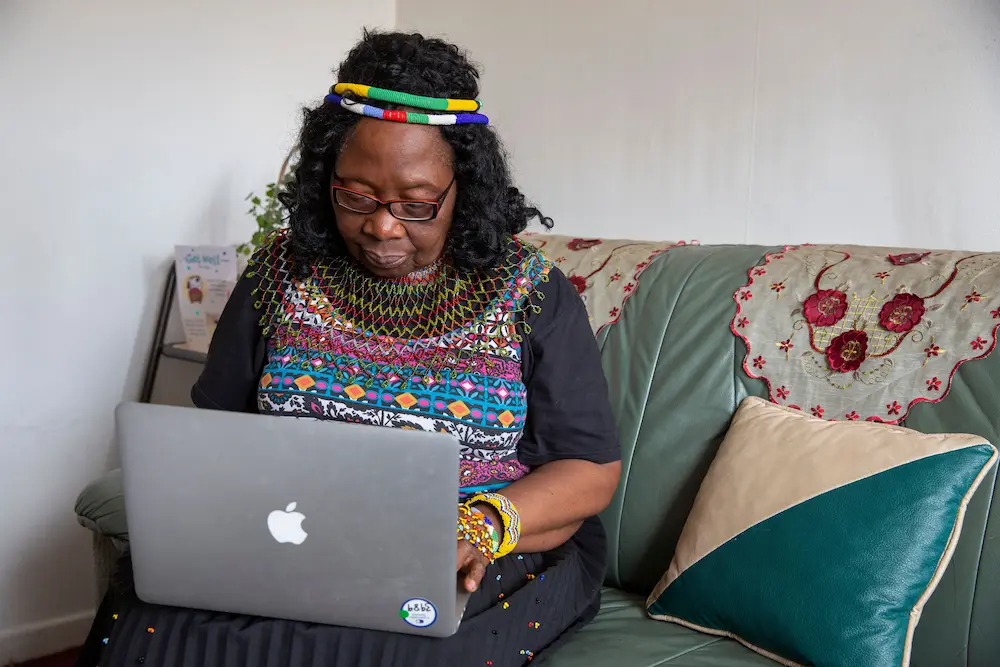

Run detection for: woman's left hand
[[457, 540, 490, 592]]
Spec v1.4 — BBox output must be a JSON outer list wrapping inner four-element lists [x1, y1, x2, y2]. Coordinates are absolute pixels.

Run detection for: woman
[[81, 30, 620, 667]]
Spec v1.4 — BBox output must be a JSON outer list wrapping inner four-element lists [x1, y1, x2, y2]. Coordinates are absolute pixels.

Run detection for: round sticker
[[399, 598, 437, 628]]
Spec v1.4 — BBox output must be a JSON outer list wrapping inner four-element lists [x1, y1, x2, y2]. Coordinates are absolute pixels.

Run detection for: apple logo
[[267, 502, 308, 545]]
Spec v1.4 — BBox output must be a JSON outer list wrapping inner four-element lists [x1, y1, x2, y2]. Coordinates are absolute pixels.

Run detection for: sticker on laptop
[[399, 598, 437, 628]]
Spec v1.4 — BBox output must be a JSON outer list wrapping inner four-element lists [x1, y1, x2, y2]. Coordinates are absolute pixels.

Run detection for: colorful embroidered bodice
[[247, 233, 552, 494]]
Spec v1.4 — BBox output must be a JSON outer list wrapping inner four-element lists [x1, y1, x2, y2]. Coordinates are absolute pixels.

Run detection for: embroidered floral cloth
[[733, 245, 1000, 423], [520, 233, 689, 334]]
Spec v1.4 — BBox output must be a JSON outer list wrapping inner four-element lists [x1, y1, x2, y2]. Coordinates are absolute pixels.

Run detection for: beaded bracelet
[[457, 503, 496, 562], [470, 506, 501, 555], [467, 493, 521, 558], [332, 82, 482, 112]]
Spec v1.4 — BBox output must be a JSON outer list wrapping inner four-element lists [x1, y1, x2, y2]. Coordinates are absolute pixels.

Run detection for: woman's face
[[332, 118, 456, 278]]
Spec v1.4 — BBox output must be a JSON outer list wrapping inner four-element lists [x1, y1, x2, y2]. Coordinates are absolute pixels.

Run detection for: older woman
[[81, 30, 620, 667]]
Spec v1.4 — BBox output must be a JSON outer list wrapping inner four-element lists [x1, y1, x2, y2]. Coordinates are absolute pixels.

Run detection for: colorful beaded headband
[[325, 93, 489, 126], [333, 83, 481, 112]]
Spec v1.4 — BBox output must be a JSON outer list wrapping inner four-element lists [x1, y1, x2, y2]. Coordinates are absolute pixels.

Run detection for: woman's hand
[[457, 539, 490, 593]]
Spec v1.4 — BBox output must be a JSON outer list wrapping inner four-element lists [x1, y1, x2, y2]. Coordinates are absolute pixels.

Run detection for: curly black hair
[[279, 30, 553, 276]]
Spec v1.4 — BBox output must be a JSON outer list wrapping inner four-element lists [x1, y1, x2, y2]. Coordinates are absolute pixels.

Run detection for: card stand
[[138, 263, 208, 403]]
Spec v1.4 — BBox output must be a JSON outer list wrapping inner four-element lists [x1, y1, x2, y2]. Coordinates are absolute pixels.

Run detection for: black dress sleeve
[[190, 271, 265, 413], [517, 267, 621, 468]]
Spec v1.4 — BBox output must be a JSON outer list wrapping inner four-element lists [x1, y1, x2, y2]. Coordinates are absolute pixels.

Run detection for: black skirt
[[76, 517, 606, 667]]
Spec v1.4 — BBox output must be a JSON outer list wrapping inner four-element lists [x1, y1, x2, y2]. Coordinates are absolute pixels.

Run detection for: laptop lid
[[118, 401, 468, 637]]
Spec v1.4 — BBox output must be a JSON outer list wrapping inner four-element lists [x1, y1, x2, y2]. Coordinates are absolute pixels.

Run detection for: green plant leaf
[[242, 175, 292, 253]]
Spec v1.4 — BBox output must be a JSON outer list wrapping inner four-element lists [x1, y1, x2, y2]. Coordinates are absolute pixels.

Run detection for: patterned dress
[[81, 234, 620, 667]]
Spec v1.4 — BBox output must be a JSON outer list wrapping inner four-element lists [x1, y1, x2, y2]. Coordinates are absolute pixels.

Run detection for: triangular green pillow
[[646, 397, 997, 667]]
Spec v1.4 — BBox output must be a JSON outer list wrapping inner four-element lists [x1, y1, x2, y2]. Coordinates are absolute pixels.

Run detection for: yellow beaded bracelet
[[467, 493, 521, 559]]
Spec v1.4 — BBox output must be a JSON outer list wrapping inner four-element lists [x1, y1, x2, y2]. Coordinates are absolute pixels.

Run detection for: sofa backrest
[[595, 244, 1000, 667]]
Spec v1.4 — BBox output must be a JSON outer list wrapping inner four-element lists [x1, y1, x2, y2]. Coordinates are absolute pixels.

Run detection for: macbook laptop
[[117, 401, 470, 637]]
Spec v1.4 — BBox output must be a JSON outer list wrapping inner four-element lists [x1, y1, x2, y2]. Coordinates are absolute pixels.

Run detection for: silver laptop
[[117, 401, 470, 637]]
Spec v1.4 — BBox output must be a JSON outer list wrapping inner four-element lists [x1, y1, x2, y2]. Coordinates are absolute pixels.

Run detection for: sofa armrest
[[75, 468, 129, 548]]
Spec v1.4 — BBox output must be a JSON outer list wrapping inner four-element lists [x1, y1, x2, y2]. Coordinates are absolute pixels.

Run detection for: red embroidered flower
[[811, 405, 825, 418], [623, 283, 635, 294], [778, 338, 793, 353], [736, 317, 750, 328], [610, 271, 622, 282], [753, 268, 767, 277], [740, 290, 753, 301], [770, 281, 786, 294], [555, 256, 567, 263], [846, 411, 860, 420], [888, 252, 931, 266], [803, 290, 849, 327], [971, 336, 988, 351], [926, 377, 942, 392], [924, 343, 942, 359], [567, 238, 602, 251], [887, 401, 902, 416], [966, 290, 983, 305], [567, 274, 587, 293], [992, 307, 1000, 319], [752, 356, 766, 369], [878, 293, 926, 333], [874, 271, 891, 280], [609, 307, 620, 318], [776, 386, 790, 400], [826, 330, 869, 373]]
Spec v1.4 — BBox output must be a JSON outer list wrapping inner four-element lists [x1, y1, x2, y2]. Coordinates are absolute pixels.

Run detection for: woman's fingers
[[456, 541, 488, 592], [457, 541, 472, 570], [463, 557, 487, 593]]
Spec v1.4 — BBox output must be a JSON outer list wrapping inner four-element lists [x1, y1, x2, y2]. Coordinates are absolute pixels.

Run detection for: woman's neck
[[390, 257, 445, 285]]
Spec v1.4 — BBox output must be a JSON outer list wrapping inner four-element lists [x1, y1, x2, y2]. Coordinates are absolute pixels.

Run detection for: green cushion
[[75, 468, 128, 543], [543, 588, 774, 667], [646, 398, 997, 667]]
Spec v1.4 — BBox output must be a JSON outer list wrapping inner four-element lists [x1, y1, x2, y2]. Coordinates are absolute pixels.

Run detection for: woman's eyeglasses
[[331, 176, 455, 222]]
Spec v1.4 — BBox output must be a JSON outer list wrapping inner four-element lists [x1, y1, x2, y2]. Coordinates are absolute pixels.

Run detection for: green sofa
[[75, 243, 1000, 666]]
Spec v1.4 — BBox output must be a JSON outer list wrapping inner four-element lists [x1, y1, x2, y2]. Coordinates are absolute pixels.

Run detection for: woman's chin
[[362, 259, 414, 278], [357, 250, 413, 277], [368, 266, 412, 278]]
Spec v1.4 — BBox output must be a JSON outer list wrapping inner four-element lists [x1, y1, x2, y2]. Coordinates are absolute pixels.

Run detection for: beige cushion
[[646, 397, 997, 667]]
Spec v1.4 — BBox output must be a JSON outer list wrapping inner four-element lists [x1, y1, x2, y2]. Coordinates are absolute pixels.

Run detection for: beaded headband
[[325, 82, 489, 126], [325, 93, 489, 126], [332, 83, 481, 112]]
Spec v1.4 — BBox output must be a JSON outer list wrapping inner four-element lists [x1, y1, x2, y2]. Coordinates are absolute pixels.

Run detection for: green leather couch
[[75, 243, 1000, 666]]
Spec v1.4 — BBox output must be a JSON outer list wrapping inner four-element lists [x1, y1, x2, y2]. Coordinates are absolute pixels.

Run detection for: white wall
[[0, 0, 392, 661], [398, 0, 1000, 250]]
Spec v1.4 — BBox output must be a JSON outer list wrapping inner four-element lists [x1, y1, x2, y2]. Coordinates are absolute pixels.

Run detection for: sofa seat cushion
[[545, 588, 773, 666]]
